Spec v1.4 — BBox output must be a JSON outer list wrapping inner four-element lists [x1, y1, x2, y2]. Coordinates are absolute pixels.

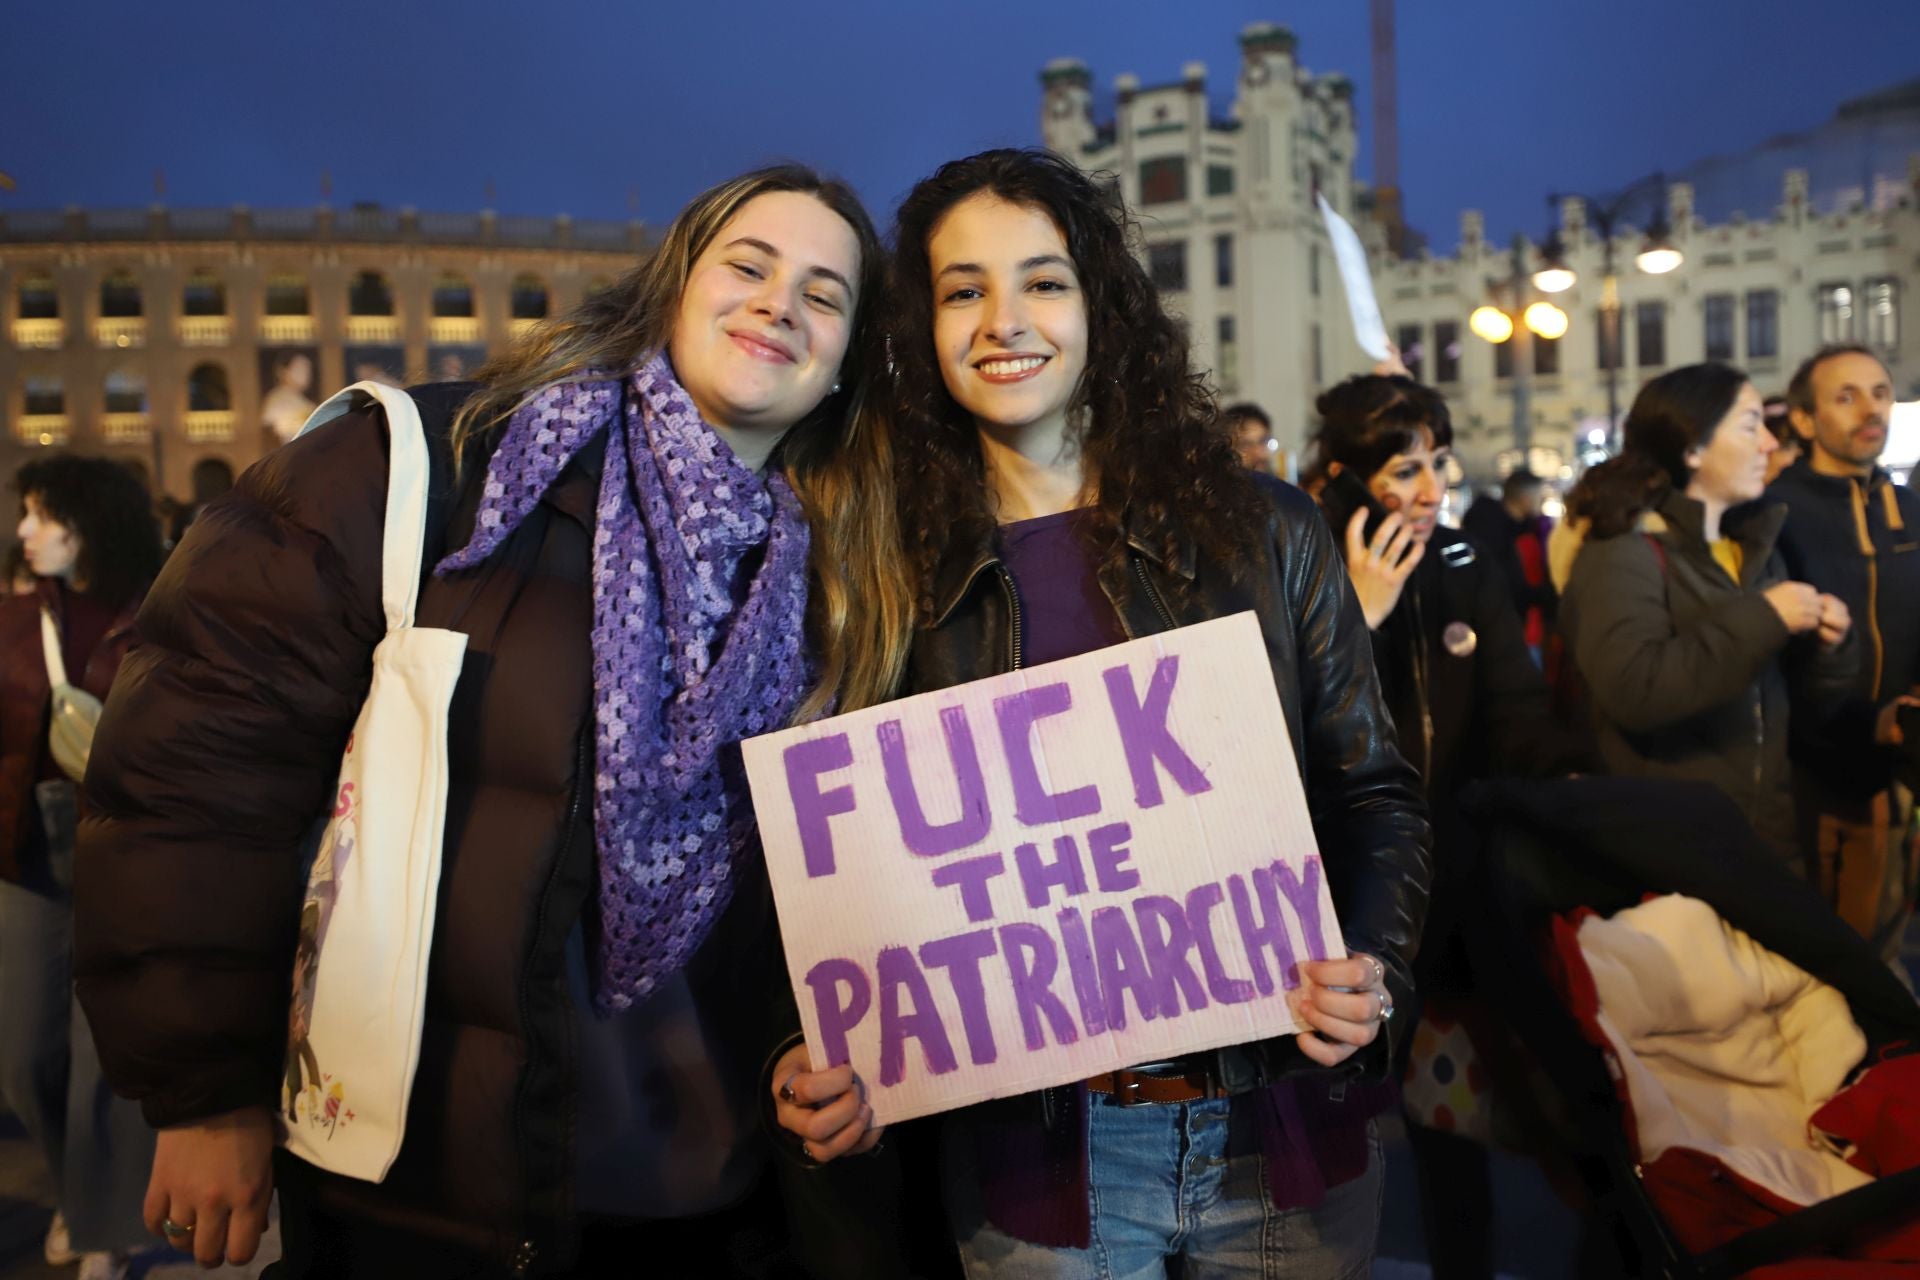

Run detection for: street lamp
[[1531, 173, 1687, 448], [1469, 234, 1568, 455]]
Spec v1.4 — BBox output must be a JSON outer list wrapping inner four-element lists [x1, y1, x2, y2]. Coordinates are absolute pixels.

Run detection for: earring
[[831, 381, 842, 395]]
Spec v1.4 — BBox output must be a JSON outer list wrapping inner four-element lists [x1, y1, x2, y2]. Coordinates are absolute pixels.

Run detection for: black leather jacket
[[906, 482, 1433, 1086]]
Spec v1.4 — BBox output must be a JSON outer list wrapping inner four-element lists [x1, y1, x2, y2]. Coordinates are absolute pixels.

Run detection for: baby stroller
[[1457, 775, 1920, 1278]]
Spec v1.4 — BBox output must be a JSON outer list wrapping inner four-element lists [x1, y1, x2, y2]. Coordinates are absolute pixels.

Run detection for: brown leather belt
[[1085, 1068, 1221, 1106]]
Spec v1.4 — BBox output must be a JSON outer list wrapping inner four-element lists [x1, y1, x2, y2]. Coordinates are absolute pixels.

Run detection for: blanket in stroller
[[1553, 893, 1920, 1273]]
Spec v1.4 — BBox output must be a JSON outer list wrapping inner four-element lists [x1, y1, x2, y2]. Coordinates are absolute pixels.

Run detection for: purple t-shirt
[[976, 508, 1387, 1249], [996, 508, 1129, 665]]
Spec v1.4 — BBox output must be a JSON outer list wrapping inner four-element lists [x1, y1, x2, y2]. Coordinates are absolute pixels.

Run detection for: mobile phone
[[1324, 468, 1392, 545]]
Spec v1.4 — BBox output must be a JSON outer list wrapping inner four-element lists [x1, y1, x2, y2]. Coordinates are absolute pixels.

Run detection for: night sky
[[6, 0, 1917, 251]]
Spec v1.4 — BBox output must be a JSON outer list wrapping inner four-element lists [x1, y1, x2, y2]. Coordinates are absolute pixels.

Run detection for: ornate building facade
[[0, 204, 649, 495], [1042, 25, 1919, 483]]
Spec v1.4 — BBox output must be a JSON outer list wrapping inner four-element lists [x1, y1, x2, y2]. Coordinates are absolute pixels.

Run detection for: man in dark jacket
[[1767, 344, 1920, 949], [1461, 469, 1555, 663]]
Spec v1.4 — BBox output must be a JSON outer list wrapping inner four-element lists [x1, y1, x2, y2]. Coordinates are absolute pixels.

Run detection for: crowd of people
[[0, 148, 1911, 1279]]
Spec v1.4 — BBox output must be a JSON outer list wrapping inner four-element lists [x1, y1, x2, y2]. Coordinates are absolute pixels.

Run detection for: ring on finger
[[161, 1217, 194, 1241]]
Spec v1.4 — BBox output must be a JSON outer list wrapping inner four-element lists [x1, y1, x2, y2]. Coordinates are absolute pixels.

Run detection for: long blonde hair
[[450, 165, 910, 716]]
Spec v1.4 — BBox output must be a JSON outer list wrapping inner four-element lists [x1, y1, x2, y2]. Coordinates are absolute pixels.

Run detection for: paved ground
[[5, 920, 1914, 1279]]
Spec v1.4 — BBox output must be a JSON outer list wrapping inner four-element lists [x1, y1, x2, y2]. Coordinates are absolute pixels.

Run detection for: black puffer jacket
[[75, 386, 792, 1277], [907, 481, 1432, 1084]]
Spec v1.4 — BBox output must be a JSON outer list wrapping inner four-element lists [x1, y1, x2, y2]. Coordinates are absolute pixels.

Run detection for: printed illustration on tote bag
[[283, 742, 360, 1137]]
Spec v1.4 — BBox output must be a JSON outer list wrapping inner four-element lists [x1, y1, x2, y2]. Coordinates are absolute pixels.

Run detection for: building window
[[183, 272, 226, 317], [1147, 242, 1188, 293], [1218, 315, 1236, 347], [23, 376, 64, 415], [100, 271, 142, 318], [1206, 164, 1235, 198], [1704, 293, 1735, 362], [1635, 301, 1666, 368], [1866, 278, 1899, 351], [511, 274, 551, 320], [17, 272, 58, 320], [187, 362, 232, 412], [432, 274, 475, 318], [1309, 245, 1321, 297], [1214, 235, 1233, 289], [349, 271, 395, 316], [1495, 334, 1515, 379], [1312, 323, 1324, 386], [1534, 332, 1561, 377], [1818, 282, 1855, 344], [1434, 321, 1460, 384], [265, 274, 310, 317], [104, 369, 147, 413], [1596, 307, 1623, 372], [1746, 290, 1779, 361], [1396, 323, 1424, 381], [1139, 157, 1187, 205]]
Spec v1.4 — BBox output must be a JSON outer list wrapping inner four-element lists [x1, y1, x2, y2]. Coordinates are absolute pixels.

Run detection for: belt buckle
[[1114, 1070, 1153, 1107]]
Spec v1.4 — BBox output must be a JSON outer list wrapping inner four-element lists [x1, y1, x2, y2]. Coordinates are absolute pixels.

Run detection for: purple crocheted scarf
[[437, 355, 810, 1011]]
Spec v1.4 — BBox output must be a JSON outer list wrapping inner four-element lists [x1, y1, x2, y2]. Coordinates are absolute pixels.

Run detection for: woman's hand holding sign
[[772, 1044, 883, 1164], [1291, 952, 1393, 1067]]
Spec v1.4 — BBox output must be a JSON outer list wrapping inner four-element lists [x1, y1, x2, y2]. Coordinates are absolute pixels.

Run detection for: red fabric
[[1516, 531, 1548, 647], [1814, 1049, 1920, 1178], [1548, 909, 1920, 1272]]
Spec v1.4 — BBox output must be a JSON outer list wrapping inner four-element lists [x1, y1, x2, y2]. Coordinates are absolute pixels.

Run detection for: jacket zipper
[[510, 728, 591, 1278], [1131, 555, 1179, 633], [994, 564, 1026, 672]]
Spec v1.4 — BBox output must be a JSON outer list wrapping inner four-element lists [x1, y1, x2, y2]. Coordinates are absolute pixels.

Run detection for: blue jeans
[[943, 1097, 1383, 1279], [0, 792, 155, 1253]]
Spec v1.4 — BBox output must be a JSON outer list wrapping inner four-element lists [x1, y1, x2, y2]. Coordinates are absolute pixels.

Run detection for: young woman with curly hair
[[774, 148, 1431, 1279], [1, 456, 163, 1280]]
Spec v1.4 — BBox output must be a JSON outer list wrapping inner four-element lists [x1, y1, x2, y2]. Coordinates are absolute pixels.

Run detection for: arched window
[[348, 270, 395, 316], [183, 271, 227, 317], [265, 273, 311, 316], [511, 274, 550, 320], [187, 362, 231, 412], [432, 274, 474, 318], [104, 369, 147, 414], [23, 376, 64, 416], [100, 270, 142, 318], [17, 272, 58, 320]]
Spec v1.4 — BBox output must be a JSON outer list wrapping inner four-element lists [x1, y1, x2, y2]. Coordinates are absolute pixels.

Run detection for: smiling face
[[16, 493, 80, 582], [667, 189, 861, 438], [1687, 381, 1775, 507], [926, 194, 1089, 447], [1365, 429, 1450, 545]]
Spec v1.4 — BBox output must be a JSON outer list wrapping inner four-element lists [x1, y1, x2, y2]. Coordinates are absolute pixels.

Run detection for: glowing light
[[1532, 266, 1576, 294], [1470, 306, 1514, 344], [1636, 245, 1684, 275], [1523, 301, 1570, 340]]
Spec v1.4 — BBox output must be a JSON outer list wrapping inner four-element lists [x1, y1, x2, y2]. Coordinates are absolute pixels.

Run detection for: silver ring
[[1367, 955, 1385, 987], [161, 1218, 194, 1239], [1376, 990, 1395, 1023]]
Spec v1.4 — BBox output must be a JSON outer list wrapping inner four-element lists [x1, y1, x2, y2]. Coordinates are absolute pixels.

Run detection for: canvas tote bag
[[39, 607, 104, 783], [279, 382, 469, 1181]]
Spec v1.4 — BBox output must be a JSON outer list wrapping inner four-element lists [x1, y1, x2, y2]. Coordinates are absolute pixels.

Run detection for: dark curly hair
[[1566, 362, 1750, 540], [14, 454, 162, 611], [887, 148, 1263, 617], [1303, 374, 1453, 487]]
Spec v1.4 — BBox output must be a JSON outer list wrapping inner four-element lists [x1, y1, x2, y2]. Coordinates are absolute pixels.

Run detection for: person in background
[[1308, 375, 1592, 1279], [1222, 400, 1292, 503], [1767, 344, 1920, 951], [1462, 468, 1556, 665], [780, 146, 1430, 1280], [1763, 394, 1804, 485], [1558, 362, 1856, 866], [1, 456, 164, 1280]]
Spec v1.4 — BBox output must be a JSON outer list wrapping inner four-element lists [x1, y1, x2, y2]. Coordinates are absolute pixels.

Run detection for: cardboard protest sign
[[742, 611, 1345, 1125]]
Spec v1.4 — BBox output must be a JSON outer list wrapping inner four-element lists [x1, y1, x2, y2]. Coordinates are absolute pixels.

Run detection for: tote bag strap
[[296, 381, 432, 634], [39, 608, 68, 689]]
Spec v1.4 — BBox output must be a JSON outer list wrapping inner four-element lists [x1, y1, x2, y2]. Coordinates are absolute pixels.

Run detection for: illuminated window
[[18, 272, 58, 320], [1817, 282, 1855, 344], [1866, 278, 1899, 351]]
